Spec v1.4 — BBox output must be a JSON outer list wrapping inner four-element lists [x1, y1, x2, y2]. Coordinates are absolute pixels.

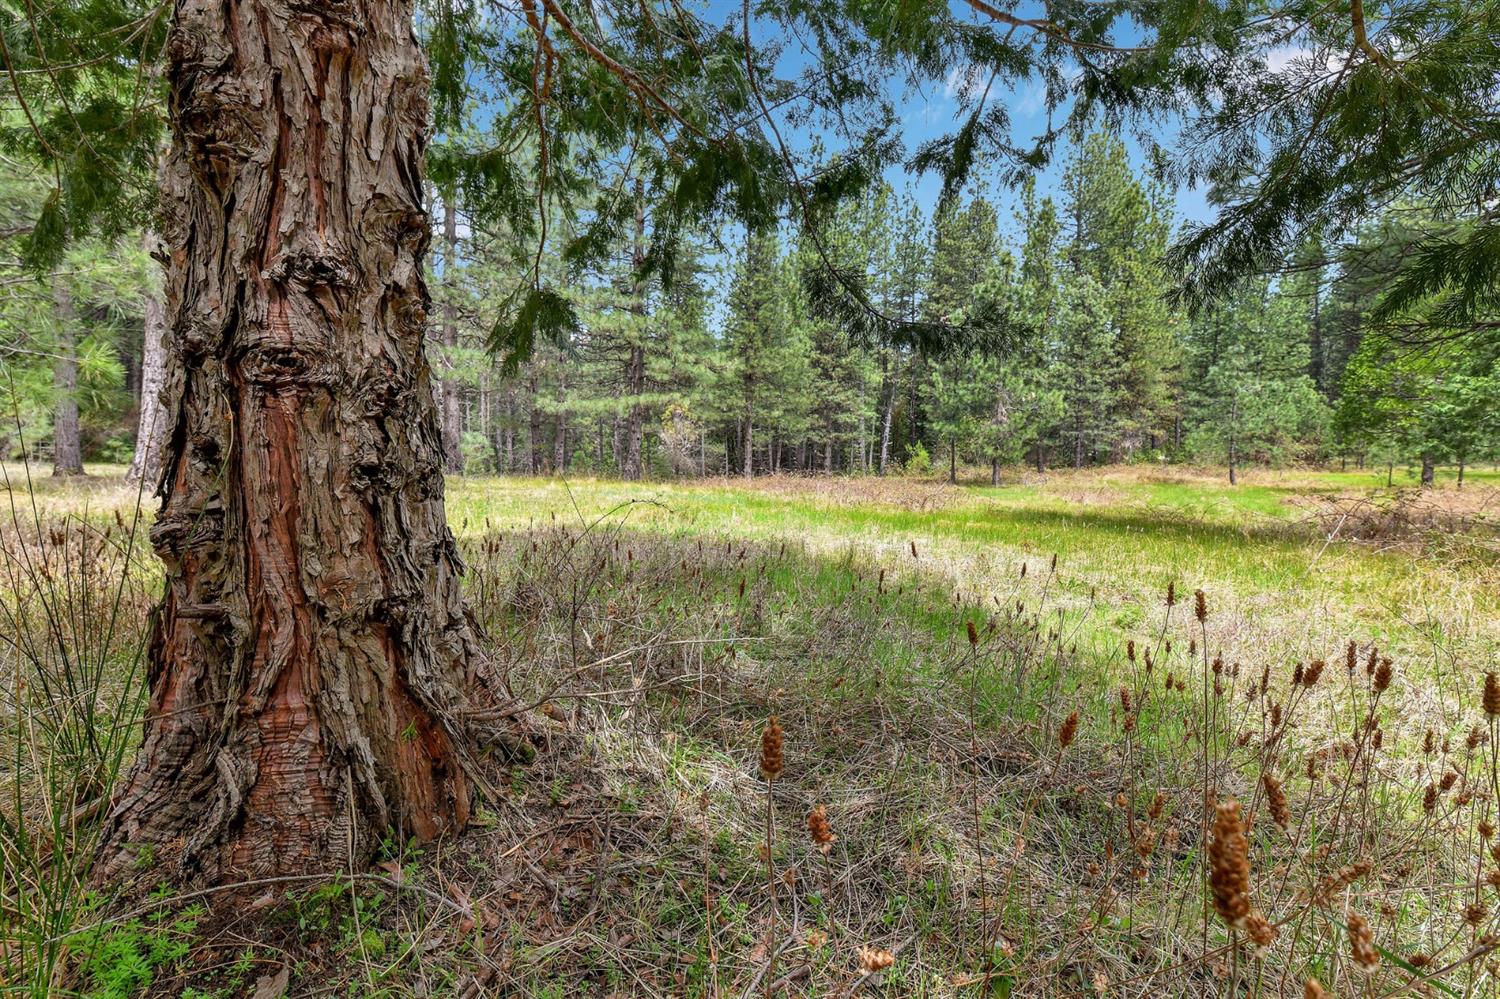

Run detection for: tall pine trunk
[[1420, 454, 1435, 488], [51, 272, 84, 477], [128, 231, 171, 487], [622, 183, 647, 480], [99, 0, 521, 883], [528, 372, 542, 473], [439, 200, 464, 473], [878, 380, 894, 476]]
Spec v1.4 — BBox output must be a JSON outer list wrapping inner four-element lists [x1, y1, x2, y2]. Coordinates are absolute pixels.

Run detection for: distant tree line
[[2, 134, 1496, 485]]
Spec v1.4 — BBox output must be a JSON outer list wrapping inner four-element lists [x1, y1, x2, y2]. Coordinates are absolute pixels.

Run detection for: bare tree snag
[[127, 230, 170, 488], [98, 0, 524, 884]]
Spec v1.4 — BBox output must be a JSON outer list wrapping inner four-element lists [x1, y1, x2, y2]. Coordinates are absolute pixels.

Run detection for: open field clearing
[[5, 466, 1500, 997]]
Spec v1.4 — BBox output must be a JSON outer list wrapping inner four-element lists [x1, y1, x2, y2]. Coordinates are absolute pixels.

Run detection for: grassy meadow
[[4, 462, 1500, 997]]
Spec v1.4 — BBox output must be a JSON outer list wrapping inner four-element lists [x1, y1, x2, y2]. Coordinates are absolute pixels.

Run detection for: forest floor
[[4, 465, 1500, 997]]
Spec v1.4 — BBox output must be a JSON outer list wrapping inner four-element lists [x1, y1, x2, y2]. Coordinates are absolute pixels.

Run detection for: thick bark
[[438, 200, 464, 474], [990, 457, 1000, 487], [52, 273, 84, 477], [1420, 454, 1435, 488], [99, 0, 521, 884], [128, 232, 171, 487]]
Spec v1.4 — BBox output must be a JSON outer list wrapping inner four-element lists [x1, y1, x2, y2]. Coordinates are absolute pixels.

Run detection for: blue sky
[[744, 1, 1219, 239], [887, 70, 1216, 232]]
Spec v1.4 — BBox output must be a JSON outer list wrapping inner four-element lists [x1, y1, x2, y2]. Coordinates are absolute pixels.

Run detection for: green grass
[[442, 466, 1498, 677]]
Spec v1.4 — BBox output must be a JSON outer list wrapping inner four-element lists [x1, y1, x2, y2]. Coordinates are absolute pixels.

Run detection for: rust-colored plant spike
[[1302, 659, 1324, 687], [1304, 979, 1327, 999], [806, 804, 836, 854], [966, 619, 978, 647], [1209, 799, 1278, 949], [856, 947, 895, 974], [1348, 912, 1380, 973], [1194, 589, 1207, 622], [1210, 802, 1251, 925], [1485, 671, 1500, 717], [759, 716, 784, 781], [1263, 773, 1290, 832], [1058, 710, 1079, 750], [1374, 658, 1393, 693]]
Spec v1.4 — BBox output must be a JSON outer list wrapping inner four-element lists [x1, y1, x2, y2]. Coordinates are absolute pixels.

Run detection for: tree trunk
[[128, 232, 170, 487], [990, 457, 1000, 487], [1457, 459, 1465, 488], [622, 345, 645, 479], [742, 399, 754, 480], [439, 199, 464, 473], [1420, 454, 1435, 488], [98, 0, 524, 884], [1227, 395, 1238, 486], [528, 372, 542, 473], [553, 369, 567, 475], [949, 440, 956, 484], [878, 388, 894, 477], [621, 182, 647, 480], [51, 272, 84, 477]]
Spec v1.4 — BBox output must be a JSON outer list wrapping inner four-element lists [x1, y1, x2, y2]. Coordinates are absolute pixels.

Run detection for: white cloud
[[943, 64, 988, 102]]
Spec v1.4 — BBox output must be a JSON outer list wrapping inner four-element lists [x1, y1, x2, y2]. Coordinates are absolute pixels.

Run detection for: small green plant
[[71, 903, 204, 999]]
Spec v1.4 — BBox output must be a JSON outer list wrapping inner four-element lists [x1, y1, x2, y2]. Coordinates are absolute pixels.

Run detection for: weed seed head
[[1347, 913, 1380, 973], [759, 716, 784, 781], [857, 946, 895, 974], [1263, 773, 1290, 832], [807, 804, 836, 854], [1058, 710, 1079, 750]]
